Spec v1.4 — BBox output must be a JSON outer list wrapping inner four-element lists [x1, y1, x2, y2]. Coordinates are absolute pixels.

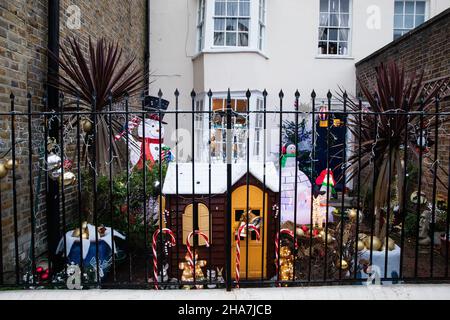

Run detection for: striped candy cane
[[114, 116, 141, 141], [152, 228, 176, 290], [235, 224, 260, 288], [275, 228, 297, 286], [186, 230, 210, 269]]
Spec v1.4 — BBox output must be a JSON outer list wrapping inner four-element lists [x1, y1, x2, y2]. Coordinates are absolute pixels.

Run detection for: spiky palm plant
[[49, 37, 146, 175], [336, 61, 448, 237]]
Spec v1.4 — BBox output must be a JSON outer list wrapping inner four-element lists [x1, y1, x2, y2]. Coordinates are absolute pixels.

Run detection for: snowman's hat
[[143, 95, 170, 124]]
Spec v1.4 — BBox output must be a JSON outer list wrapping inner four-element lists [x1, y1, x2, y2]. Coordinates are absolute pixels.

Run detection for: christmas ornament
[[235, 223, 260, 288], [0, 163, 7, 179], [319, 230, 334, 244], [410, 191, 427, 205], [47, 153, 62, 171], [296, 227, 305, 237], [336, 258, 348, 270], [275, 228, 297, 286], [333, 118, 341, 127], [357, 240, 366, 251], [319, 105, 328, 128], [179, 251, 207, 290], [363, 236, 382, 251], [4, 158, 19, 170], [72, 221, 89, 239], [59, 171, 76, 186], [316, 169, 336, 196], [185, 230, 210, 289], [347, 208, 358, 221], [280, 143, 296, 168], [152, 228, 176, 289], [80, 118, 93, 132]]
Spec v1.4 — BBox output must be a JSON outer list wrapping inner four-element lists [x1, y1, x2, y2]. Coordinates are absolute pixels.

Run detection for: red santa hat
[[315, 169, 335, 186]]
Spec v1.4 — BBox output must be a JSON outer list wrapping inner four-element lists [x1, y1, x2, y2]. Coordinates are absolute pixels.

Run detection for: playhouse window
[[183, 203, 211, 246], [235, 209, 261, 240]]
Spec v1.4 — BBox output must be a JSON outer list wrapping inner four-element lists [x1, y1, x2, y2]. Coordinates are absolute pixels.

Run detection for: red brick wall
[[0, 0, 146, 282], [355, 9, 450, 203]]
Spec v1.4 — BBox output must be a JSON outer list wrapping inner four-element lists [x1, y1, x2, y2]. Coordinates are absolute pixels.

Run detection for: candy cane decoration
[[186, 230, 210, 268], [235, 224, 260, 288], [152, 228, 176, 290], [275, 228, 297, 286], [114, 116, 141, 141]]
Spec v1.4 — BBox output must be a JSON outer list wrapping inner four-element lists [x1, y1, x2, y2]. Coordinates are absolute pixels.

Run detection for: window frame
[[258, 0, 266, 51], [197, 0, 206, 51], [317, 0, 353, 57], [393, 0, 428, 40]]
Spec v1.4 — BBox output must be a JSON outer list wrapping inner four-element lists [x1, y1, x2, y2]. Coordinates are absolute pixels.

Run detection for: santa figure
[[128, 96, 173, 169], [315, 169, 336, 196]]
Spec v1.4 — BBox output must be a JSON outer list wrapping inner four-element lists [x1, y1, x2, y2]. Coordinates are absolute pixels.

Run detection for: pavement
[[1, 284, 450, 300]]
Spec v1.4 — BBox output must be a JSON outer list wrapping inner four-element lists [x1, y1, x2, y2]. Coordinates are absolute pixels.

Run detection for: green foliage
[[82, 162, 167, 251], [404, 210, 418, 238]]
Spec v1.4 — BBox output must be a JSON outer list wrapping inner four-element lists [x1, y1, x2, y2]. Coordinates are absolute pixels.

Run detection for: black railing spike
[[174, 89, 180, 97], [311, 90, 316, 98], [124, 91, 129, 99], [108, 90, 113, 101], [158, 89, 163, 98], [59, 92, 64, 99], [262, 89, 267, 97], [343, 91, 348, 99], [246, 89, 251, 98], [190, 89, 196, 98], [207, 89, 212, 97], [295, 90, 300, 99], [9, 92, 14, 100], [227, 88, 231, 101], [327, 90, 332, 99], [278, 90, 284, 99], [27, 92, 32, 100]]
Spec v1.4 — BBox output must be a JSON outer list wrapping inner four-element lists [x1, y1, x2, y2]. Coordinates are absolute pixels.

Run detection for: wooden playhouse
[[162, 162, 280, 280]]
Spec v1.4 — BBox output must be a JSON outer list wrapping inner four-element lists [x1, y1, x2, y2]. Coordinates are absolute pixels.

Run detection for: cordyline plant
[[48, 37, 146, 175], [336, 61, 449, 238]]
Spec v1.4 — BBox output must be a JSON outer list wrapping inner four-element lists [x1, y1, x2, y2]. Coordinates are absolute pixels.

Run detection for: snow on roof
[[162, 162, 279, 195]]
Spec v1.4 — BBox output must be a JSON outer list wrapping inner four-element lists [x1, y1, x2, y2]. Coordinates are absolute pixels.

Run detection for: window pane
[[239, 1, 250, 16], [328, 42, 338, 54], [238, 19, 249, 31], [227, 1, 238, 16], [330, 0, 339, 12], [320, 0, 329, 12], [340, 13, 349, 27], [416, 1, 426, 14], [214, 32, 224, 45], [226, 32, 236, 46], [319, 28, 328, 40], [318, 42, 327, 54], [405, 14, 414, 28], [330, 13, 339, 26], [405, 2, 414, 14], [226, 18, 237, 31], [319, 13, 329, 26], [415, 14, 425, 25], [339, 28, 348, 41], [214, 18, 225, 31], [338, 42, 348, 55], [340, 0, 349, 13], [238, 32, 248, 46], [394, 1, 404, 14], [394, 14, 403, 28], [215, 1, 226, 15], [329, 28, 338, 41]]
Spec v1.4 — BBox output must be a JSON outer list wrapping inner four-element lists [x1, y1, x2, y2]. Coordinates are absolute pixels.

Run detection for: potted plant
[[336, 61, 448, 280]]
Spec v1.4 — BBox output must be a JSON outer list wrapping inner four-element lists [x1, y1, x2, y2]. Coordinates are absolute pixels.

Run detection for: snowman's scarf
[[137, 137, 164, 169]]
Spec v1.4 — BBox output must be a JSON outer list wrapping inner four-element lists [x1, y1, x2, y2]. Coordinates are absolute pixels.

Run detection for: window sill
[[315, 55, 354, 60], [192, 48, 269, 60]]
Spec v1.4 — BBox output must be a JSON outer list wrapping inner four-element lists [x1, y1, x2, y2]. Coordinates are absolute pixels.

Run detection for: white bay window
[[198, 0, 267, 53]]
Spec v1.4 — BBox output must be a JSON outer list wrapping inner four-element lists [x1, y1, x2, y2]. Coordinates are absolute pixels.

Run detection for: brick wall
[[355, 8, 450, 203], [0, 0, 146, 283]]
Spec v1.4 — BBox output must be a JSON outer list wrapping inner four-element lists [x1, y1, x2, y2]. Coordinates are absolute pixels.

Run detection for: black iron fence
[[0, 89, 449, 290]]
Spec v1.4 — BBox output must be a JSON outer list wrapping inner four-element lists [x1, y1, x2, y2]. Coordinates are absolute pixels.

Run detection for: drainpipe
[[144, 0, 150, 94], [46, 0, 61, 271]]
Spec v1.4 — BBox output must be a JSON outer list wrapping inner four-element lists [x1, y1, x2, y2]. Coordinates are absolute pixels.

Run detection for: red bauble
[[36, 267, 44, 273], [301, 225, 308, 232], [41, 273, 49, 280], [313, 229, 319, 237]]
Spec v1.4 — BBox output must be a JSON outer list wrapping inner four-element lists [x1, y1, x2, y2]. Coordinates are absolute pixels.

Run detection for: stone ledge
[[1, 284, 450, 300]]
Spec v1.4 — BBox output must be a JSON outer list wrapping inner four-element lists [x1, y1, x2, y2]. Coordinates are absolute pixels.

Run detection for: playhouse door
[[231, 185, 268, 279]]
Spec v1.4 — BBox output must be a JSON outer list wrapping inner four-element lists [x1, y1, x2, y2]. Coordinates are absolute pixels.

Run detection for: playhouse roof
[[162, 162, 279, 195]]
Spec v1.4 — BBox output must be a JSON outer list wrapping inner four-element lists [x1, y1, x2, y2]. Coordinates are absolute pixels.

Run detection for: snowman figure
[[128, 96, 172, 169]]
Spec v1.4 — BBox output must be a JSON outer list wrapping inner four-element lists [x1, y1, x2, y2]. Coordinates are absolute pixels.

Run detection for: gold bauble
[[81, 119, 93, 132], [364, 236, 382, 251], [347, 208, 358, 220], [336, 259, 348, 270], [319, 230, 333, 244], [358, 233, 368, 241], [4, 159, 19, 170], [357, 240, 366, 251], [0, 163, 8, 179]]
